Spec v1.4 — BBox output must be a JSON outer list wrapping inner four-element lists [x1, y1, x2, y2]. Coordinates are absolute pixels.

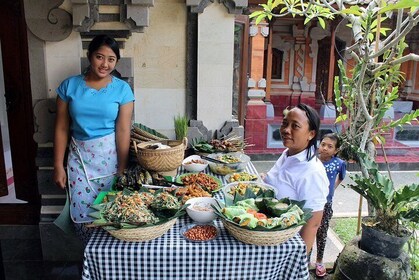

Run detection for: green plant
[[331, 217, 358, 244], [348, 153, 419, 235], [405, 221, 419, 280], [174, 115, 189, 141]]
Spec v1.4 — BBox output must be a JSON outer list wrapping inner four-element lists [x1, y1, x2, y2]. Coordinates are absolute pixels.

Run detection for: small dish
[[182, 155, 208, 173], [225, 172, 259, 183], [180, 223, 219, 242], [206, 152, 250, 175], [222, 181, 277, 199], [185, 197, 217, 223]]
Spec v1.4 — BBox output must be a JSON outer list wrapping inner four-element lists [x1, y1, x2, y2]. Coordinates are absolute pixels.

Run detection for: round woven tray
[[133, 138, 187, 172], [222, 219, 302, 246], [107, 218, 177, 242]]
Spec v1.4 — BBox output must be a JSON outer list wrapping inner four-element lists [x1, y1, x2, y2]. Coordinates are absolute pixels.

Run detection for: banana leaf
[[212, 186, 312, 231], [89, 188, 187, 230]]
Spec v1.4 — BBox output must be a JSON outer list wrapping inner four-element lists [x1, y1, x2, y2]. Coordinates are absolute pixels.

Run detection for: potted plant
[[348, 152, 418, 258]]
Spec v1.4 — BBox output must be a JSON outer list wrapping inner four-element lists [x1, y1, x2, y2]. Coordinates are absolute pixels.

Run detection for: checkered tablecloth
[[81, 163, 309, 280]]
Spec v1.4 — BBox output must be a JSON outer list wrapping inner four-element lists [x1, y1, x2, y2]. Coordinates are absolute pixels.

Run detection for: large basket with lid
[[132, 138, 187, 174]]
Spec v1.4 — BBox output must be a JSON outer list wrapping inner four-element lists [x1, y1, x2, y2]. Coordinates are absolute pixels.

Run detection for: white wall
[[127, 0, 187, 138]]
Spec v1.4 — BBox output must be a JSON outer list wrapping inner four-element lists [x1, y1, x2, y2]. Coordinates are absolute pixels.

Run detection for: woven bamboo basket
[[222, 219, 302, 246], [133, 138, 187, 173], [107, 218, 177, 242]]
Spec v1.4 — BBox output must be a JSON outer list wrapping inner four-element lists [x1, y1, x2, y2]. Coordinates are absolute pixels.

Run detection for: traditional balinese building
[[244, 1, 419, 155]]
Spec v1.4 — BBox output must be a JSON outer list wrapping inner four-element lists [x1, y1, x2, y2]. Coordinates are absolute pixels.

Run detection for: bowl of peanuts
[[182, 155, 208, 173], [185, 197, 217, 223], [180, 223, 219, 242]]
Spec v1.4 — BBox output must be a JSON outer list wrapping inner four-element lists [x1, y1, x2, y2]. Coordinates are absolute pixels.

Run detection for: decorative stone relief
[[24, 0, 72, 41], [309, 26, 330, 58], [186, 0, 248, 14], [295, 44, 305, 78], [247, 78, 256, 88], [258, 78, 266, 88], [71, 0, 154, 33], [260, 26, 269, 37], [272, 36, 291, 62], [249, 25, 258, 36], [33, 99, 56, 144], [216, 120, 244, 140]]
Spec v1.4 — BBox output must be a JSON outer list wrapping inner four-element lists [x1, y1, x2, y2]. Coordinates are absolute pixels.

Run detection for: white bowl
[[206, 152, 251, 175], [222, 181, 277, 199], [185, 197, 217, 223], [182, 155, 208, 173]]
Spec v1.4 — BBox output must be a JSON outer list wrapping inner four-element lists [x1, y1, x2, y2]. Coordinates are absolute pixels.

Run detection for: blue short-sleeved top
[[323, 157, 346, 202], [57, 75, 135, 140]]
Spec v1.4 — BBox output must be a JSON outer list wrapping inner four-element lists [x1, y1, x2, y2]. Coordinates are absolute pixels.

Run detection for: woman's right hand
[[54, 165, 67, 189], [260, 172, 267, 181]]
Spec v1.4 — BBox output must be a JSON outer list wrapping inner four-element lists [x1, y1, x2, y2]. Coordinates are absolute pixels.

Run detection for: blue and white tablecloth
[[81, 163, 309, 280]]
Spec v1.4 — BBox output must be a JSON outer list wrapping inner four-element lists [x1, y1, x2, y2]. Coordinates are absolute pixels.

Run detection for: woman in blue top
[[54, 35, 135, 244], [314, 133, 346, 277]]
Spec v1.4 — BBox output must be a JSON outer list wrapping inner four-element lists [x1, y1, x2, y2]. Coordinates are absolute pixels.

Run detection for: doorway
[[0, 0, 40, 224]]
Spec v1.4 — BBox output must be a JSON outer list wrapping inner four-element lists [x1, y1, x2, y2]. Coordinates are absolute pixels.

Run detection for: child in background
[[315, 133, 346, 277]]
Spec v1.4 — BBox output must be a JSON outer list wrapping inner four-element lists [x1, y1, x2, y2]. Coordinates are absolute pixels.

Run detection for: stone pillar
[[245, 21, 269, 152], [195, 3, 235, 131], [291, 24, 306, 105]]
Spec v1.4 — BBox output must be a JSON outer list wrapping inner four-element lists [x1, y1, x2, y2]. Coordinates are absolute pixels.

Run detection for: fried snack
[[176, 183, 212, 203], [180, 173, 220, 192]]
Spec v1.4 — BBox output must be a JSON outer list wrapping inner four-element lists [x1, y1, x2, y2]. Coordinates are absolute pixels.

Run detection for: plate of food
[[180, 222, 219, 242], [222, 181, 277, 199], [225, 172, 259, 183], [176, 173, 222, 193]]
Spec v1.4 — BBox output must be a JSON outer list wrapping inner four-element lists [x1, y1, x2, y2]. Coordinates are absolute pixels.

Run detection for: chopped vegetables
[[227, 172, 258, 183]]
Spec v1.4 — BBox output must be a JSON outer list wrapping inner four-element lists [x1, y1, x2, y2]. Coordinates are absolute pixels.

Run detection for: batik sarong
[[67, 133, 117, 223]]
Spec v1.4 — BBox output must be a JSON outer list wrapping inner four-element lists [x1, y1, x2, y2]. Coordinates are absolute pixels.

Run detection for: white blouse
[[264, 148, 329, 212]]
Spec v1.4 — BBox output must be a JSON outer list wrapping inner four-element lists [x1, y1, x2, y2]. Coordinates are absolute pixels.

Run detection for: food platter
[[225, 172, 259, 183], [180, 223, 219, 242], [176, 173, 223, 193], [222, 181, 277, 199]]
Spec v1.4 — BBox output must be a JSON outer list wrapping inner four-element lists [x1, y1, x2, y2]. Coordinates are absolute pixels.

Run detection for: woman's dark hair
[[296, 103, 321, 161], [321, 133, 341, 149], [87, 35, 120, 61]]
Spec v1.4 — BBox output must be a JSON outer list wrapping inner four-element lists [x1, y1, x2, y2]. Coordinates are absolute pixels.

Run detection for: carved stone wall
[[24, 0, 72, 41], [71, 0, 154, 33], [186, 0, 248, 14]]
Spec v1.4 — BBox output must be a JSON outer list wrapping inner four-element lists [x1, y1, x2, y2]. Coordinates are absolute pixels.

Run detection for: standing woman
[[263, 104, 328, 254], [54, 35, 135, 244]]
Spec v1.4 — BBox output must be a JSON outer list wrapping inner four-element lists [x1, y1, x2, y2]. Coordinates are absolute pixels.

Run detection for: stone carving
[[272, 36, 291, 62], [24, 0, 72, 41], [33, 99, 56, 144], [249, 25, 258, 37], [186, 0, 248, 14], [258, 78, 266, 88], [216, 120, 244, 139], [71, 0, 154, 33], [295, 44, 305, 78]]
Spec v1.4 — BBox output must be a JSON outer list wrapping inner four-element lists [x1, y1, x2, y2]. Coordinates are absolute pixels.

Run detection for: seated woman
[[263, 103, 328, 254]]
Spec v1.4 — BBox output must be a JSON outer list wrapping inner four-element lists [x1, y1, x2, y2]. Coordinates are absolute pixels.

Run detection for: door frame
[[0, 0, 40, 224]]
